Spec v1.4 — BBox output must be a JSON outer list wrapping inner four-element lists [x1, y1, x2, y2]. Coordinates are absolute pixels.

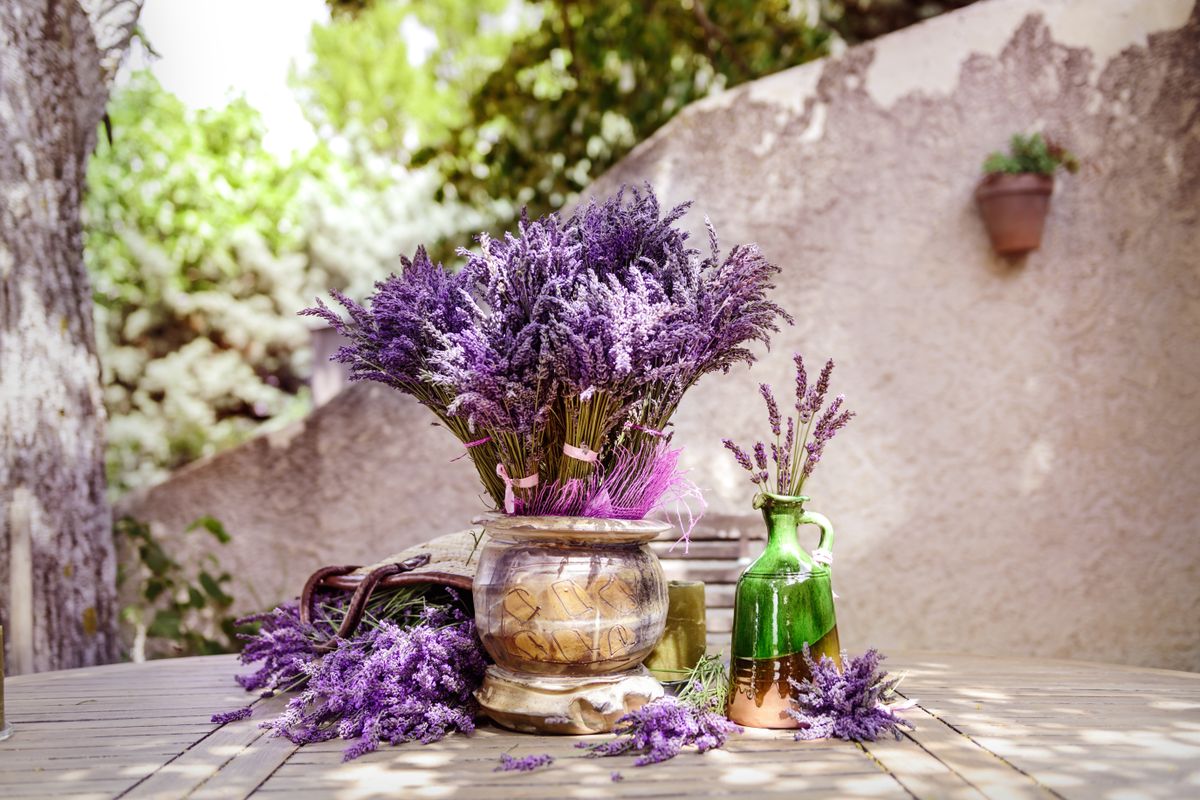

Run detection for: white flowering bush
[[85, 73, 487, 494]]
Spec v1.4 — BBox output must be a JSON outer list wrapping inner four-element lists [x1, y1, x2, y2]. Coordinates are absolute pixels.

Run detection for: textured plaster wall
[[120, 0, 1200, 670]]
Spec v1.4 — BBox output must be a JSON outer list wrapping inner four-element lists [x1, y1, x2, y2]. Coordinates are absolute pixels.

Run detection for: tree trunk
[[0, 0, 142, 674]]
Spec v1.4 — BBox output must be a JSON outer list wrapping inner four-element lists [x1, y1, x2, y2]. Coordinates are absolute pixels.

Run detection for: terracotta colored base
[[975, 173, 1054, 255]]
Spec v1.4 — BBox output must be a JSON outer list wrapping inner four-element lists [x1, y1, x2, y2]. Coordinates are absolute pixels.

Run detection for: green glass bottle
[[726, 492, 840, 728]]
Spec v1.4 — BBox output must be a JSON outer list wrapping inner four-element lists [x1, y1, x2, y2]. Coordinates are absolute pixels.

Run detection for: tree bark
[[0, 0, 142, 673]]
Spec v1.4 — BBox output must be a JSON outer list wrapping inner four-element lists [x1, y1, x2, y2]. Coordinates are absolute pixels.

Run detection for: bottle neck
[[753, 494, 813, 572]]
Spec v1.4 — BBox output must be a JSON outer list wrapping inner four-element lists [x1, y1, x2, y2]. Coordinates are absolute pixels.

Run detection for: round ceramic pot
[[975, 172, 1054, 256], [473, 515, 670, 677]]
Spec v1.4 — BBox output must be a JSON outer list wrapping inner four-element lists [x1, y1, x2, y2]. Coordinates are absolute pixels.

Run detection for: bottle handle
[[799, 510, 834, 569]]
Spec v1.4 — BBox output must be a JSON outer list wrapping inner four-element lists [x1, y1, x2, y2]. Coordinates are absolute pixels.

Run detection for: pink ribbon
[[562, 443, 599, 463], [451, 436, 492, 462], [496, 464, 539, 514], [879, 698, 919, 714]]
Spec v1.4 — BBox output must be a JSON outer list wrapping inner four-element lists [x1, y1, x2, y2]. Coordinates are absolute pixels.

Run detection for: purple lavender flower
[[803, 395, 855, 478], [495, 753, 554, 772], [801, 359, 835, 422], [786, 646, 915, 742], [577, 696, 741, 766], [722, 354, 853, 497], [232, 595, 343, 693], [793, 353, 808, 412], [306, 185, 790, 521], [611, 771, 624, 782], [262, 606, 488, 761], [760, 384, 781, 436], [722, 439, 754, 474], [300, 248, 475, 393], [211, 706, 253, 725], [779, 416, 795, 491]]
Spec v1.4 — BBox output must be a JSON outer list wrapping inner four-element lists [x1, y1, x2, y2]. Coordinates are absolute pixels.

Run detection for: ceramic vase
[[472, 515, 669, 734]]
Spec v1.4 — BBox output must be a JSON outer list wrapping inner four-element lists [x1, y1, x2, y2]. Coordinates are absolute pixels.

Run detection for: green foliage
[[295, 0, 529, 159], [85, 74, 325, 491], [428, 0, 831, 222], [983, 132, 1080, 176], [116, 515, 245, 658], [86, 73, 482, 493]]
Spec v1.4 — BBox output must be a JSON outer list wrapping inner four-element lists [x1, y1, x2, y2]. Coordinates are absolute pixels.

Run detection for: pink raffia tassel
[[513, 442, 705, 550]]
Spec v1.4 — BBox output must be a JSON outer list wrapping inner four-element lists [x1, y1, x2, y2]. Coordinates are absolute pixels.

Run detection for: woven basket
[[299, 527, 487, 648]]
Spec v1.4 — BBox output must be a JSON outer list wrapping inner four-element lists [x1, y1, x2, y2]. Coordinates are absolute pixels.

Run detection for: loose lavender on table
[[786, 646, 915, 742], [303, 184, 790, 526], [495, 753, 554, 772], [577, 654, 741, 766], [576, 696, 741, 766], [261, 605, 487, 761], [723, 353, 854, 498]]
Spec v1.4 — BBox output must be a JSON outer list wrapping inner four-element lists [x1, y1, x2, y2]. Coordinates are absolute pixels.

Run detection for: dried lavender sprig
[[802, 359, 835, 423], [495, 753, 554, 772], [211, 706, 253, 725], [794, 353, 808, 411], [760, 383, 781, 436], [779, 416, 795, 493], [722, 439, 754, 474], [802, 395, 855, 480], [261, 606, 487, 761]]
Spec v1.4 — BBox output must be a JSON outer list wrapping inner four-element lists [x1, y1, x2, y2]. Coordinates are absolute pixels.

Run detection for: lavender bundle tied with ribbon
[[304, 184, 791, 535]]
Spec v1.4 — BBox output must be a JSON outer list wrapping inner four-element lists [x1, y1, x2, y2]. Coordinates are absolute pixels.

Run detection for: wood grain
[[1, 652, 1197, 799]]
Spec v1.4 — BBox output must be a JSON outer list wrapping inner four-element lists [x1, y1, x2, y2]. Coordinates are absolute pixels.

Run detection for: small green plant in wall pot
[[976, 133, 1079, 256]]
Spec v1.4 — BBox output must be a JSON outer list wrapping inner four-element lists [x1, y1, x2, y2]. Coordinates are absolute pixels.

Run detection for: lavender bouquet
[[215, 588, 490, 761], [722, 354, 854, 498], [786, 646, 916, 742], [304, 186, 789, 520]]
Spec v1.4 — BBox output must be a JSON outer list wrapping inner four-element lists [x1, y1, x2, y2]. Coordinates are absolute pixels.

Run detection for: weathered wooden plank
[[190, 732, 298, 800], [900, 707, 1056, 799], [651, 541, 741, 560], [121, 694, 290, 800], [4, 651, 1200, 800]]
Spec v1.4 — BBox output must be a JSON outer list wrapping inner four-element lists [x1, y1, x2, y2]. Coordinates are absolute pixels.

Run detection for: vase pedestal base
[[476, 665, 662, 735]]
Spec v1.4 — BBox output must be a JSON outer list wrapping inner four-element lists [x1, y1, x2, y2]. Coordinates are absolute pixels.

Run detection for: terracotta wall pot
[[975, 172, 1054, 255]]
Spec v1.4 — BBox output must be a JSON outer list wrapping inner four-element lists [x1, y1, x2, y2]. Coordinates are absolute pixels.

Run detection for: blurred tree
[[1, 0, 143, 673], [429, 0, 831, 220], [85, 73, 484, 494], [322, 0, 978, 229], [295, 0, 533, 160]]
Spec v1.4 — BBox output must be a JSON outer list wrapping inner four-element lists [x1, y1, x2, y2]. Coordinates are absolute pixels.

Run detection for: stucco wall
[[120, 0, 1200, 670]]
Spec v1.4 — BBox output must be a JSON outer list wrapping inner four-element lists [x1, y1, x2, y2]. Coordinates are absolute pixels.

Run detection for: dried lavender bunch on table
[[786, 646, 916, 742], [213, 587, 489, 761], [577, 655, 742, 766], [304, 185, 791, 524]]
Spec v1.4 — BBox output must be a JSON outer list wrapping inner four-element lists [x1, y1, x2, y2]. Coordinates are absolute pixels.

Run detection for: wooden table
[[2, 652, 1197, 799]]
